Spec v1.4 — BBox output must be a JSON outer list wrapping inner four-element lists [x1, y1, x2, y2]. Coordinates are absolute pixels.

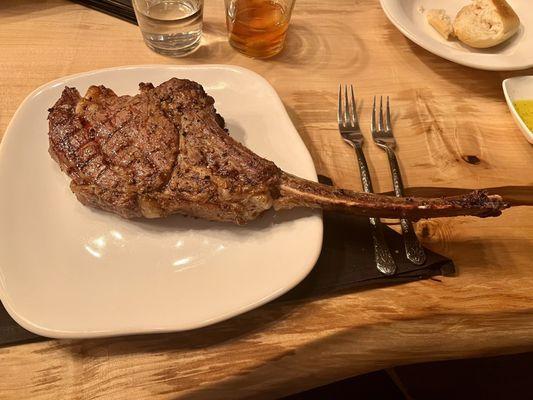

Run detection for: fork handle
[[354, 145, 374, 193], [384, 147, 426, 265], [353, 144, 396, 276]]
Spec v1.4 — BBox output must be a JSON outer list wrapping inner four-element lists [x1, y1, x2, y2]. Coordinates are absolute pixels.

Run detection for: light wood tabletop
[[1, 0, 533, 398]]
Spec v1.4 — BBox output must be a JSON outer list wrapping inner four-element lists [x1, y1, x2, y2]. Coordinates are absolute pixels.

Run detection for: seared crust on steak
[[48, 78, 281, 223]]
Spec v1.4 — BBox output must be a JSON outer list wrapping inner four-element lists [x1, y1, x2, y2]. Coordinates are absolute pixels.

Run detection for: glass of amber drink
[[224, 0, 296, 58]]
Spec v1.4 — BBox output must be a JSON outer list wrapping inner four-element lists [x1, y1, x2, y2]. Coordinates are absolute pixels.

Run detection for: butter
[[513, 100, 533, 132]]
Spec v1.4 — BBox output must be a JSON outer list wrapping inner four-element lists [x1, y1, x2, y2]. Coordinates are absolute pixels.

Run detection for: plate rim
[[0, 64, 324, 338], [379, 0, 533, 71]]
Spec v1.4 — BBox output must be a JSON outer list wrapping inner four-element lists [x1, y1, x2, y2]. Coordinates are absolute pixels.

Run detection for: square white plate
[[380, 0, 533, 71], [0, 65, 323, 338], [503, 76, 533, 144]]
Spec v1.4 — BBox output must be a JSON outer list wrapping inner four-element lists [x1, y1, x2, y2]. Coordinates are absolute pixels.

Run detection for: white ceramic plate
[[0, 65, 323, 338], [503, 76, 533, 144], [380, 0, 533, 71]]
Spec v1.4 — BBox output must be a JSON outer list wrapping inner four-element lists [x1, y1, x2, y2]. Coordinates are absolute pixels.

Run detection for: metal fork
[[338, 85, 396, 276], [371, 96, 426, 265]]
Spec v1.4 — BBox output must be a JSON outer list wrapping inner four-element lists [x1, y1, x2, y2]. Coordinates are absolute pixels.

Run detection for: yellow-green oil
[[513, 100, 533, 131]]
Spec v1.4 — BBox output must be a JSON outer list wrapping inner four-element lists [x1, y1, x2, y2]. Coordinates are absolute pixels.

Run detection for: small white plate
[[0, 65, 323, 338], [503, 76, 533, 144], [380, 0, 533, 71]]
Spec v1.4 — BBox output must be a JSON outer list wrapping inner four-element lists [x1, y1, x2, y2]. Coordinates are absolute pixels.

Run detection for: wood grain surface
[[1, 0, 533, 399]]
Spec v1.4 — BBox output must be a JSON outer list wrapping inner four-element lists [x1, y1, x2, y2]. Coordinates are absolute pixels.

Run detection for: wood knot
[[420, 223, 431, 238], [461, 155, 481, 165]]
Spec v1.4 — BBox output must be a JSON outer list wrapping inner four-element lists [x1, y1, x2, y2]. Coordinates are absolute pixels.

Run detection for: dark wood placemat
[[71, 0, 137, 24], [0, 176, 454, 347], [280, 211, 454, 302]]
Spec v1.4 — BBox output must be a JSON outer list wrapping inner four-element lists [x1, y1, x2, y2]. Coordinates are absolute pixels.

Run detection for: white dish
[[380, 0, 533, 71], [0, 65, 323, 338], [503, 76, 533, 144]]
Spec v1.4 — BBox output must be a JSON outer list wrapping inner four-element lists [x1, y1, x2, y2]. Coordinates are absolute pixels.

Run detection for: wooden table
[[1, 1, 533, 398]]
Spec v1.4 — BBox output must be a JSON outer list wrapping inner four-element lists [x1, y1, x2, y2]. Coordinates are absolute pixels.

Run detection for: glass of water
[[133, 0, 203, 56]]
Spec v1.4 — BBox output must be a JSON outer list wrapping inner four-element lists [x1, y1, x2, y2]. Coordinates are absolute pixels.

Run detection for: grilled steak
[[48, 78, 508, 224]]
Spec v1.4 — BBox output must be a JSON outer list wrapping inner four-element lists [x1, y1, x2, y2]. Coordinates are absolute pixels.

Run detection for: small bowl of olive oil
[[503, 76, 533, 144]]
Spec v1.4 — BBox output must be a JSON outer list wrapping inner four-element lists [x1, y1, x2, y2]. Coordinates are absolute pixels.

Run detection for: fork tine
[[385, 96, 392, 133], [350, 85, 357, 127], [344, 85, 350, 127], [371, 95, 376, 133], [378, 96, 384, 133]]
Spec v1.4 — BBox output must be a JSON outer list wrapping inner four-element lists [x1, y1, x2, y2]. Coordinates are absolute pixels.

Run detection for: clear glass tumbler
[[133, 0, 204, 56], [224, 0, 296, 58]]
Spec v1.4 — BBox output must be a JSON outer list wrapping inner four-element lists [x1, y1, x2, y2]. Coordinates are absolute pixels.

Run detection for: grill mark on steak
[[48, 78, 510, 223]]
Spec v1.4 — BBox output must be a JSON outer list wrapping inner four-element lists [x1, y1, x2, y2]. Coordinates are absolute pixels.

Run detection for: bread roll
[[427, 9, 455, 40], [453, 0, 520, 48]]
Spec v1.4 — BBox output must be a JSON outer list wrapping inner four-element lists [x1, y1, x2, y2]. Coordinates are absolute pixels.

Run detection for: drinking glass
[[133, 0, 204, 56], [224, 0, 296, 58]]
